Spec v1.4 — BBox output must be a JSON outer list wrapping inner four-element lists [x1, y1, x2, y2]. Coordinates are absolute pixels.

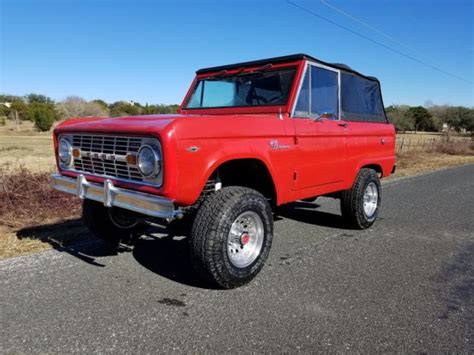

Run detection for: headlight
[[58, 137, 72, 166], [137, 144, 161, 178]]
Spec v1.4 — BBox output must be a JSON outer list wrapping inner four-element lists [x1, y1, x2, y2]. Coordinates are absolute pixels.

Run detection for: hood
[[55, 114, 186, 136]]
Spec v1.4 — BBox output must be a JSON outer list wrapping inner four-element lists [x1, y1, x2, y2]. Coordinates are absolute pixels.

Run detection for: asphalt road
[[1, 165, 473, 353]]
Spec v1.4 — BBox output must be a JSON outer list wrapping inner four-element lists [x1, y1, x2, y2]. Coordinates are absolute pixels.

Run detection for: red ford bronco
[[51, 54, 395, 288]]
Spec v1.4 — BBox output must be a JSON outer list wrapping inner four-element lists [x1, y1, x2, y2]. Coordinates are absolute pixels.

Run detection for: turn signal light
[[72, 148, 81, 158], [126, 154, 137, 166]]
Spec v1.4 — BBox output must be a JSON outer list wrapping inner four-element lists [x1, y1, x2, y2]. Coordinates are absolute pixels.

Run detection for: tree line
[[0, 94, 180, 131], [386, 105, 474, 135], [1, 93, 473, 135]]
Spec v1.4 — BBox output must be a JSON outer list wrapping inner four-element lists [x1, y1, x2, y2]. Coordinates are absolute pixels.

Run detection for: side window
[[294, 65, 339, 119], [310, 66, 338, 120], [294, 69, 310, 116], [340, 72, 386, 122], [186, 81, 203, 108]]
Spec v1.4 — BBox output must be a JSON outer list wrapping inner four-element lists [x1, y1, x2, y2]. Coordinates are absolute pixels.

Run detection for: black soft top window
[[341, 72, 386, 122]]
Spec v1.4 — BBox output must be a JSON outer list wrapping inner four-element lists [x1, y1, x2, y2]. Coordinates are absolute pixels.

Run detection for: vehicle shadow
[[274, 201, 353, 230], [16, 219, 124, 267], [131, 226, 214, 289], [15, 201, 352, 287], [16, 219, 214, 288]]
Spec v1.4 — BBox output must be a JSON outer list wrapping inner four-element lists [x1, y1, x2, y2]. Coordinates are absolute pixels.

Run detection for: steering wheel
[[253, 95, 267, 104], [267, 95, 282, 104]]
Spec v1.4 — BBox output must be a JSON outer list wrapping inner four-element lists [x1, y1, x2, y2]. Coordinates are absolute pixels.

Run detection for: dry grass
[[397, 132, 470, 142], [0, 221, 91, 260], [0, 165, 90, 260], [0, 135, 56, 173], [0, 119, 53, 136], [393, 152, 474, 178], [0, 166, 81, 228]]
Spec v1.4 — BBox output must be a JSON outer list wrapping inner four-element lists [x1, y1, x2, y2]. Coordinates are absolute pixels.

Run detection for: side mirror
[[311, 113, 325, 122]]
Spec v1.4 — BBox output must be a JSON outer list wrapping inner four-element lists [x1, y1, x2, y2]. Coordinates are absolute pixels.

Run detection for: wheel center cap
[[240, 233, 250, 246]]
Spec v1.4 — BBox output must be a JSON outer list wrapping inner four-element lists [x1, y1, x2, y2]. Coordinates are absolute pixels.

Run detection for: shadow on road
[[132, 227, 214, 289], [275, 201, 353, 230], [15, 201, 351, 287], [16, 219, 119, 267]]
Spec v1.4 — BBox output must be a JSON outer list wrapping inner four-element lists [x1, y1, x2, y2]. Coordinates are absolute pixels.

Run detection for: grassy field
[[0, 135, 56, 173], [0, 126, 473, 260]]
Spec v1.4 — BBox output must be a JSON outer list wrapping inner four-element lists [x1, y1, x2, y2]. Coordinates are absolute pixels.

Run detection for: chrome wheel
[[363, 182, 378, 218], [227, 211, 264, 268]]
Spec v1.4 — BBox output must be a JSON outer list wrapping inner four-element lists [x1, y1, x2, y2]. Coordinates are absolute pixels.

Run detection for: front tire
[[340, 168, 381, 229], [190, 186, 273, 289], [82, 200, 142, 245]]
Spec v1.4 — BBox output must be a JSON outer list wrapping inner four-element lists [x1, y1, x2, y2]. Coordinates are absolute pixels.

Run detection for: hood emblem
[[186, 146, 200, 152]]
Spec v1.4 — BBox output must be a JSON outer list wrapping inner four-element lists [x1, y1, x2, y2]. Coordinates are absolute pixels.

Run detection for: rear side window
[[340, 73, 386, 122]]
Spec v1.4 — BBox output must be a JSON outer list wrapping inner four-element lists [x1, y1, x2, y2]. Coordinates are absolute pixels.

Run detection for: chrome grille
[[71, 134, 144, 182]]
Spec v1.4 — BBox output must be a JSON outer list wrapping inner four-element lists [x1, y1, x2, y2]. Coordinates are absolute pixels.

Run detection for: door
[[292, 64, 347, 190]]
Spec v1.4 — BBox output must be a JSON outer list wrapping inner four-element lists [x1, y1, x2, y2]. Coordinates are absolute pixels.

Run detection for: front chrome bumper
[[50, 173, 182, 220]]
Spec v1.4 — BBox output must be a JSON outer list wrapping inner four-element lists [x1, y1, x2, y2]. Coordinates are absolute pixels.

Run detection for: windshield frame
[[180, 61, 303, 115]]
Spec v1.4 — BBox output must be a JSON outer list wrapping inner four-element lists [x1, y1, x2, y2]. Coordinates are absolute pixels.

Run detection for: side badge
[[269, 140, 290, 150], [186, 146, 200, 152]]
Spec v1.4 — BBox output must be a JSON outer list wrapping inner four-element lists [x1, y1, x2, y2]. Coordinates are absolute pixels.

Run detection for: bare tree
[[56, 96, 109, 120]]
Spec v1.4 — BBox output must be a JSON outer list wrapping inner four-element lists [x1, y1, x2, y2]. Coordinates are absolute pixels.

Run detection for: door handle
[[338, 122, 348, 128]]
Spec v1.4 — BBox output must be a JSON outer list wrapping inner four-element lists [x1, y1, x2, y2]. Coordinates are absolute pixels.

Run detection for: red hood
[[55, 114, 185, 136]]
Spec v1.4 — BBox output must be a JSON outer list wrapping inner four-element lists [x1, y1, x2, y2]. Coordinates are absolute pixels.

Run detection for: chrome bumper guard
[[50, 173, 182, 220]]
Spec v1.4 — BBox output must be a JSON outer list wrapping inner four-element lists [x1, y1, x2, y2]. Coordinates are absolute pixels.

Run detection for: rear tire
[[340, 168, 381, 229], [190, 186, 273, 289], [82, 200, 142, 245]]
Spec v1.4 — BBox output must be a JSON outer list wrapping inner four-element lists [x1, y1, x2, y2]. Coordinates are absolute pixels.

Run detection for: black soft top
[[196, 53, 380, 83]]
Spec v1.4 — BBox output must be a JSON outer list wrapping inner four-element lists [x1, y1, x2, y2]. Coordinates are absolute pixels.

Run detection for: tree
[[406, 106, 435, 133], [0, 94, 23, 102], [109, 101, 140, 117], [386, 105, 413, 133], [25, 93, 55, 106], [459, 108, 474, 137], [56, 96, 109, 120], [9, 100, 29, 129], [92, 99, 109, 111], [30, 103, 57, 131]]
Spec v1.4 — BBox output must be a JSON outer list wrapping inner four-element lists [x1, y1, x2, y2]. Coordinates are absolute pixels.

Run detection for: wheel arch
[[360, 163, 383, 177], [202, 156, 278, 206]]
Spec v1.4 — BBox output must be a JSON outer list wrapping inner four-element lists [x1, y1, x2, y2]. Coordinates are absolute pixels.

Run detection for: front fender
[[173, 138, 280, 206]]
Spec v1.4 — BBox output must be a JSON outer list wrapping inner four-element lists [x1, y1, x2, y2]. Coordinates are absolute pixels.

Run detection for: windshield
[[185, 68, 297, 109]]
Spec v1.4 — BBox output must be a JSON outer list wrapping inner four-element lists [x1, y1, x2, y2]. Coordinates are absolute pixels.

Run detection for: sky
[[1, 0, 473, 107]]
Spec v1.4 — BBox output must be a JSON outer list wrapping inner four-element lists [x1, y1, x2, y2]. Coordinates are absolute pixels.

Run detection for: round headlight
[[58, 137, 72, 166], [137, 145, 161, 178]]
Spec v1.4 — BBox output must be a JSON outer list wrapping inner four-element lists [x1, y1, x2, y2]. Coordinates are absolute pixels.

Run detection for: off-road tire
[[190, 186, 273, 289], [82, 200, 142, 246], [340, 168, 381, 229]]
